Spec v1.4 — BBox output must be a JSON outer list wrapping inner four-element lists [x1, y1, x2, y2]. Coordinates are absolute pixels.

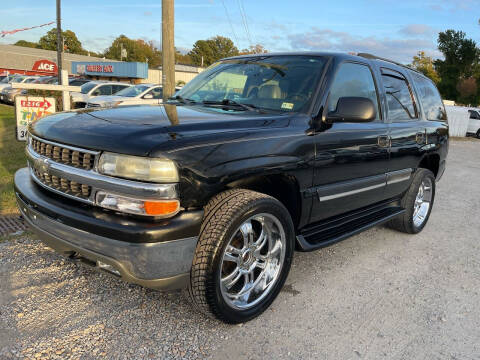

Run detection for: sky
[[1, 0, 479, 63]]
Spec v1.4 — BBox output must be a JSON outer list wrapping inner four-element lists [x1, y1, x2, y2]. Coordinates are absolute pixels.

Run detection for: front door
[[309, 61, 390, 224]]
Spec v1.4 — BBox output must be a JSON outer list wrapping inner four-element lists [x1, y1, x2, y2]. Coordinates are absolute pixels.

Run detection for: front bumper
[[14, 168, 203, 290]]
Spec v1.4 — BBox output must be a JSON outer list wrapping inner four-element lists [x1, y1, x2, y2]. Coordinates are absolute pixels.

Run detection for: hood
[[88, 95, 130, 105], [29, 104, 295, 156]]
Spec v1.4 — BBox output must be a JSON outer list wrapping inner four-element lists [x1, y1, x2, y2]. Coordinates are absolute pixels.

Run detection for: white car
[[467, 109, 480, 138], [0, 76, 39, 103], [71, 81, 132, 109], [86, 84, 165, 108]]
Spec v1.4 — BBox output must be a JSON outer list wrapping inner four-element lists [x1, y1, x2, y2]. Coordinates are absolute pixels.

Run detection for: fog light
[[96, 192, 180, 217]]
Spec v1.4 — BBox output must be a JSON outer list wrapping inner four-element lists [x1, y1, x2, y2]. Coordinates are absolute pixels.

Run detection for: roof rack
[[356, 53, 421, 74]]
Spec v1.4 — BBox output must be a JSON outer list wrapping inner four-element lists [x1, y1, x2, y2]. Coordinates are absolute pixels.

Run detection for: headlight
[[96, 192, 180, 217], [98, 152, 179, 183]]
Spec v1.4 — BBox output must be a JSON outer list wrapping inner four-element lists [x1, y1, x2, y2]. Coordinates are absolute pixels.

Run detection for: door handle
[[377, 135, 391, 148]]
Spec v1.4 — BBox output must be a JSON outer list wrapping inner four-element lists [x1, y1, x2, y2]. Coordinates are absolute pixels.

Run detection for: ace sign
[[16, 96, 56, 141]]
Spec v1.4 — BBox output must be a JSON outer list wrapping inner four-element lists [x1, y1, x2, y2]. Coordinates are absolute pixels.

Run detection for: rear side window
[[381, 68, 417, 121], [328, 62, 380, 120], [411, 73, 446, 121], [469, 110, 480, 119], [113, 85, 128, 94]]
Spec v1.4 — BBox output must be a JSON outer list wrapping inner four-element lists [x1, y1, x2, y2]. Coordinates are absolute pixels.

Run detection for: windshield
[[11, 76, 26, 83], [114, 84, 152, 97], [81, 82, 97, 94], [175, 55, 327, 112]]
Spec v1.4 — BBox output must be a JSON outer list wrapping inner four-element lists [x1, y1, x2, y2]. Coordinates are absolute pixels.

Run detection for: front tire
[[476, 129, 480, 139], [387, 168, 436, 234], [189, 189, 294, 323]]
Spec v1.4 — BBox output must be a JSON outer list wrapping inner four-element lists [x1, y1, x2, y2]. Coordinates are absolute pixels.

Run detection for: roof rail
[[357, 53, 421, 74]]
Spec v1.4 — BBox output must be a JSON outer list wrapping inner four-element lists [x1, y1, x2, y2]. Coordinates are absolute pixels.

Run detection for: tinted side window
[[411, 73, 447, 121], [382, 69, 417, 121], [328, 62, 380, 120], [97, 85, 112, 95], [147, 87, 163, 99], [469, 110, 479, 120], [113, 85, 128, 94]]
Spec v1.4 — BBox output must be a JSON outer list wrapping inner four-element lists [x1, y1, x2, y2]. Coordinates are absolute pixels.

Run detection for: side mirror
[[326, 97, 376, 123], [143, 93, 154, 99]]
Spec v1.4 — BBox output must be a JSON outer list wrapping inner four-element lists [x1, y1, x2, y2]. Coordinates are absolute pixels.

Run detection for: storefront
[[71, 61, 148, 83]]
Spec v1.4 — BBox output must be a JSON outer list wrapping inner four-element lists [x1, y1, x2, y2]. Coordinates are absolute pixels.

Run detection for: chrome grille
[[31, 137, 95, 170], [32, 167, 92, 200]]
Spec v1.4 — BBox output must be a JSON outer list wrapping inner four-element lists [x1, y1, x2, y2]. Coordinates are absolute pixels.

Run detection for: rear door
[[309, 61, 390, 223], [382, 67, 425, 199]]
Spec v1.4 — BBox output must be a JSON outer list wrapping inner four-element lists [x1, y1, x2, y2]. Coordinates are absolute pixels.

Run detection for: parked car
[[0, 74, 23, 92], [71, 81, 131, 108], [467, 109, 480, 138], [0, 76, 39, 103], [86, 84, 179, 108], [15, 52, 448, 323]]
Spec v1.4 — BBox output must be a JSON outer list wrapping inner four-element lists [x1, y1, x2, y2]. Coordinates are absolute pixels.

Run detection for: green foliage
[[14, 40, 39, 49], [434, 30, 479, 104], [103, 35, 162, 68], [0, 105, 26, 215], [38, 28, 85, 55], [411, 51, 440, 84], [188, 36, 239, 67]]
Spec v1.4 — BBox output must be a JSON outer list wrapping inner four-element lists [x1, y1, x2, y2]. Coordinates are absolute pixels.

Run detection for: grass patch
[[0, 104, 26, 215]]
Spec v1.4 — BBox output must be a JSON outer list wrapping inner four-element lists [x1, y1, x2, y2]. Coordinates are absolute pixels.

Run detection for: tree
[[457, 77, 478, 105], [103, 35, 161, 67], [38, 28, 85, 54], [411, 51, 440, 84], [14, 40, 39, 48], [188, 36, 239, 67], [175, 48, 193, 65], [239, 44, 268, 55], [434, 30, 479, 101]]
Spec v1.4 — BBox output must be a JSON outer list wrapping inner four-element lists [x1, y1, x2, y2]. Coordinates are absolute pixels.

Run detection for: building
[[0, 44, 203, 84]]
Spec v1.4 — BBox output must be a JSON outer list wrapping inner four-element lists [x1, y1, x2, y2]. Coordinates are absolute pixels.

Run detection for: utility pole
[[56, 0, 63, 85], [162, 0, 175, 101]]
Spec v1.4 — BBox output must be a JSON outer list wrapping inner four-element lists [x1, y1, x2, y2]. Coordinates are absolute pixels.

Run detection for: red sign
[[32, 59, 57, 73], [20, 99, 52, 110], [86, 64, 114, 73]]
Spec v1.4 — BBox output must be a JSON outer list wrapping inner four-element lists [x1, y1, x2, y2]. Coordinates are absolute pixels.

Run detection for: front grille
[[31, 137, 95, 170], [32, 167, 92, 200]]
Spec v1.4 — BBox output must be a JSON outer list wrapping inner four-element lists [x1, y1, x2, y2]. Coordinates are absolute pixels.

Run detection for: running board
[[296, 204, 405, 252]]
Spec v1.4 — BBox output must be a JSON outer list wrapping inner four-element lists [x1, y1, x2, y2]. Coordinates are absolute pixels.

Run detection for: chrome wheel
[[219, 213, 286, 310], [413, 177, 433, 227]]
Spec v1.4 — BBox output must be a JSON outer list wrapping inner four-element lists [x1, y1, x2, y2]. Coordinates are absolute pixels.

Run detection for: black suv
[[14, 52, 448, 323]]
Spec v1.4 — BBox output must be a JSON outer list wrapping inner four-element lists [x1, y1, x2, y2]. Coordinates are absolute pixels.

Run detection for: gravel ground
[[1, 139, 480, 360]]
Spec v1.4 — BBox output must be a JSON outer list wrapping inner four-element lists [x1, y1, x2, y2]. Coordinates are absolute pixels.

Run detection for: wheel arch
[[417, 153, 440, 178], [225, 174, 303, 229]]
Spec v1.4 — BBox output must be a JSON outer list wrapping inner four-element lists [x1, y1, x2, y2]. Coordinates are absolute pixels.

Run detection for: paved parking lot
[[1, 139, 479, 360]]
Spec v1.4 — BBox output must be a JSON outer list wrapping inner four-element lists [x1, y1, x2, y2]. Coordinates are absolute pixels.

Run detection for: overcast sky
[[1, 0, 479, 63]]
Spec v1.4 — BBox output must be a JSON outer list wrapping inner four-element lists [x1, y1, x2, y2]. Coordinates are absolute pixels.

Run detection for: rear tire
[[387, 168, 436, 234], [189, 189, 294, 323]]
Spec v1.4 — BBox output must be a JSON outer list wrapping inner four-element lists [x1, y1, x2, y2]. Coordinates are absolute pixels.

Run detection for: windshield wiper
[[168, 95, 197, 105], [202, 99, 265, 113]]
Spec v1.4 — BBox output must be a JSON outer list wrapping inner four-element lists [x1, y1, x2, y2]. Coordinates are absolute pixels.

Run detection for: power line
[[237, 0, 253, 47], [221, 0, 239, 45]]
